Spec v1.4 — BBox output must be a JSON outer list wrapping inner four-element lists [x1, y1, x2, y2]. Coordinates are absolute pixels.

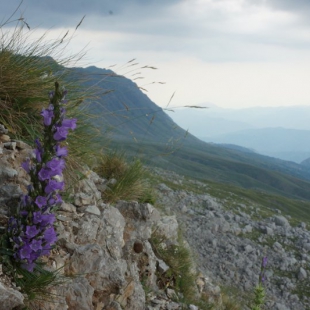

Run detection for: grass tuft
[[96, 150, 128, 180], [95, 151, 154, 204], [0, 14, 105, 187], [149, 230, 211, 309]]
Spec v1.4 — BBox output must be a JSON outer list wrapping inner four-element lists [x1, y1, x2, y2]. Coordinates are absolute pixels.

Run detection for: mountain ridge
[[64, 65, 310, 201]]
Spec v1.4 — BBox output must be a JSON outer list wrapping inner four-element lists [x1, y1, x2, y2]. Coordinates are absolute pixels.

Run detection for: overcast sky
[[2, 0, 310, 109]]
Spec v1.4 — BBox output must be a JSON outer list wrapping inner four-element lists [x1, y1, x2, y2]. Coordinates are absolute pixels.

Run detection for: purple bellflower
[[35, 196, 47, 208], [7, 83, 76, 271], [41, 107, 54, 126], [53, 125, 69, 141], [45, 180, 64, 194], [62, 118, 77, 130], [55, 145, 68, 157], [21, 159, 31, 173], [46, 158, 65, 174]]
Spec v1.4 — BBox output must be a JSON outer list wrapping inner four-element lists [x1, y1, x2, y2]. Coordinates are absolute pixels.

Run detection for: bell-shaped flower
[[46, 158, 65, 174], [49, 91, 55, 99], [262, 257, 268, 268], [19, 244, 32, 260], [34, 139, 44, 162], [29, 239, 42, 252], [38, 167, 54, 181], [55, 145, 68, 157], [21, 195, 31, 207], [45, 180, 64, 194], [26, 225, 40, 238], [43, 226, 57, 245], [35, 196, 47, 208], [53, 125, 69, 141], [48, 193, 62, 206], [41, 108, 54, 126], [62, 118, 77, 130], [32, 212, 43, 224], [40, 213, 55, 226], [34, 148, 42, 163]]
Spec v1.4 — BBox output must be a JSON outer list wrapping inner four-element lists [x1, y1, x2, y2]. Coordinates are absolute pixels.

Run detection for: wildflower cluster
[[251, 256, 267, 310], [7, 82, 76, 271]]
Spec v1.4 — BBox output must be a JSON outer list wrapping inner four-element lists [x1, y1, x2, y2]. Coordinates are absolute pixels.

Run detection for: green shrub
[[150, 230, 208, 307], [96, 150, 128, 180], [138, 188, 157, 204], [96, 152, 154, 203]]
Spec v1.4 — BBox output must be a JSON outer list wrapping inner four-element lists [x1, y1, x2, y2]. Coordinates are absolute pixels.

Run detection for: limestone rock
[[116, 201, 160, 242], [0, 135, 10, 142], [96, 206, 125, 259], [261, 226, 273, 235], [155, 216, 179, 245], [3, 142, 16, 150], [65, 277, 94, 310], [0, 282, 24, 309], [157, 183, 172, 192], [85, 205, 101, 216], [274, 215, 290, 227], [1, 143, 310, 310], [157, 259, 170, 273], [0, 124, 8, 135], [75, 214, 101, 244], [14, 140, 31, 150], [68, 244, 127, 298], [275, 303, 290, 310], [298, 267, 307, 280]]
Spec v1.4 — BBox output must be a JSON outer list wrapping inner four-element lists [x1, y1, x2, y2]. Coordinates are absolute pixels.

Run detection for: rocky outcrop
[[3, 129, 310, 309], [0, 133, 203, 309], [152, 167, 310, 310]]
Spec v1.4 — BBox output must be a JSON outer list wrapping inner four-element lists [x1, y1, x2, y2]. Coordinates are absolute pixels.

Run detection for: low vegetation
[[146, 167, 310, 225], [149, 229, 211, 309], [149, 229, 247, 310], [95, 150, 155, 204]]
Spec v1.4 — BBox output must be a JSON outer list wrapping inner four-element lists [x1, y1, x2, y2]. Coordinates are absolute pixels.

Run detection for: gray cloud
[[266, 0, 310, 11], [3, 0, 310, 109], [2, 0, 310, 64], [1, 0, 182, 29]]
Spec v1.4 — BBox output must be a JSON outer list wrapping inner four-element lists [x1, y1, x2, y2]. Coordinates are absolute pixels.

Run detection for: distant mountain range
[[62, 64, 310, 201], [202, 127, 310, 163], [166, 105, 310, 163]]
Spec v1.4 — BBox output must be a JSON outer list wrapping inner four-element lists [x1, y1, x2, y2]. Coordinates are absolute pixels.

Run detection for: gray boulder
[[274, 215, 290, 227], [0, 282, 24, 309]]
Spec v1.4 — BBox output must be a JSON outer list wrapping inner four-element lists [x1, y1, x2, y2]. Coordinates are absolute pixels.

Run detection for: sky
[[2, 0, 310, 109]]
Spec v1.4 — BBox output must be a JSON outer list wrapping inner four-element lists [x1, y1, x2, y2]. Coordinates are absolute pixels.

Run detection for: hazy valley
[[166, 105, 310, 163]]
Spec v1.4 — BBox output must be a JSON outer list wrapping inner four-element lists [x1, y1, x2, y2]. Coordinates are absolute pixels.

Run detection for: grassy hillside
[[62, 64, 310, 201], [108, 138, 310, 201], [2, 48, 310, 202], [148, 167, 310, 225], [68, 65, 194, 143]]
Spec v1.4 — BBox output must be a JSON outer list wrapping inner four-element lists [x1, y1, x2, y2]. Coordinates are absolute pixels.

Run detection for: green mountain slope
[[69, 66, 193, 143], [66, 65, 310, 201]]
